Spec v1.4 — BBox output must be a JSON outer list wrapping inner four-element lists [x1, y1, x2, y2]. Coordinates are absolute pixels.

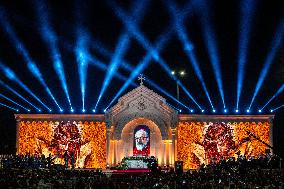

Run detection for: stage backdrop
[[18, 120, 106, 168], [133, 125, 150, 156], [177, 121, 271, 169]]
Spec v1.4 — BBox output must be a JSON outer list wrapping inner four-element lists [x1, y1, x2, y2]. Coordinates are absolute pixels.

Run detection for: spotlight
[[235, 109, 239, 113], [224, 109, 227, 113], [82, 109, 86, 113], [38, 109, 42, 112], [201, 109, 205, 113], [246, 109, 250, 113], [212, 109, 216, 113], [71, 109, 74, 113], [16, 109, 19, 112], [49, 109, 52, 112], [270, 109, 273, 112], [258, 109, 262, 113], [179, 109, 182, 113], [180, 71, 185, 76], [103, 109, 107, 113], [171, 71, 175, 75], [27, 109, 30, 112], [60, 109, 63, 112], [190, 109, 194, 113], [92, 109, 96, 113]]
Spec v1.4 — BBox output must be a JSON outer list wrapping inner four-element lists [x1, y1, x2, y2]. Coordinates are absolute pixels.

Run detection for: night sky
[[0, 0, 284, 156]]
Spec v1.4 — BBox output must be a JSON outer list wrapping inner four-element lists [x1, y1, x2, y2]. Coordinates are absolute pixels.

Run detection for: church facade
[[15, 83, 274, 169]]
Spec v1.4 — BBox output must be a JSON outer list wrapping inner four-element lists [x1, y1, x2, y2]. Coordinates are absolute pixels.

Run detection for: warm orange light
[[18, 121, 106, 168], [177, 121, 270, 169]]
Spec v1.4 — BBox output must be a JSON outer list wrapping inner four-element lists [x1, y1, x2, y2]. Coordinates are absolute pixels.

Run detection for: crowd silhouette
[[0, 153, 283, 188]]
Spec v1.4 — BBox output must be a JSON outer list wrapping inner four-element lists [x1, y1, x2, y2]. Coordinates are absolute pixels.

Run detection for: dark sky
[[0, 0, 283, 155]]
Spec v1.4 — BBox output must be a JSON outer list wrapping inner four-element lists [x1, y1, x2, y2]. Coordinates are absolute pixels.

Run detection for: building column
[[106, 128, 111, 165], [171, 128, 177, 163]]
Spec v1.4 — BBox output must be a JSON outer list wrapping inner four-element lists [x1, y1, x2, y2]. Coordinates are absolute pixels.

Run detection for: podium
[[120, 156, 157, 169]]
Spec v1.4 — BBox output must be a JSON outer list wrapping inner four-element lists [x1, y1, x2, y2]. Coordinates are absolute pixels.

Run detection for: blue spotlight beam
[[0, 79, 40, 111], [75, 32, 89, 111], [94, 0, 150, 111], [165, 0, 214, 110], [0, 93, 29, 111], [0, 102, 18, 111], [0, 63, 50, 111], [0, 9, 60, 111], [108, 1, 202, 110], [272, 104, 284, 112], [35, 0, 72, 109], [248, 20, 284, 109], [87, 43, 188, 111], [62, 41, 138, 87], [88, 37, 135, 72], [145, 79, 191, 111], [191, 0, 226, 109], [261, 83, 284, 110], [84, 43, 187, 112], [236, 0, 256, 110]]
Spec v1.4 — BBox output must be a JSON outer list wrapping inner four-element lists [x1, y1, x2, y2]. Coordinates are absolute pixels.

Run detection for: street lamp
[[171, 70, 185, 105]]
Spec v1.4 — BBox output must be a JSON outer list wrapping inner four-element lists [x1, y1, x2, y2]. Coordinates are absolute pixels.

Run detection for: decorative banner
[[133, 125, 150, 156], [18, 121, 106, 168], [177, 121, 271, 169]]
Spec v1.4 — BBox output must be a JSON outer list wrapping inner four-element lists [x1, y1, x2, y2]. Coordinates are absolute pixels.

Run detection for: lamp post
[[171, 70, 185, 109]]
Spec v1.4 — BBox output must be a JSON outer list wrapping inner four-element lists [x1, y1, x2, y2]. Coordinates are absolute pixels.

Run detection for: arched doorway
[[118, 118, 163, 163]]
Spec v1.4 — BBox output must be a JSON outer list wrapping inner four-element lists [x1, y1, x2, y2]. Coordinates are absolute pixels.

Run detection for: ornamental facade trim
[[106, 84, 178, 140]]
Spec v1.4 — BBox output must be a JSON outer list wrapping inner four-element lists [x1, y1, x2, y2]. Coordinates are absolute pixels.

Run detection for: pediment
[[106, 84, 178, 139]]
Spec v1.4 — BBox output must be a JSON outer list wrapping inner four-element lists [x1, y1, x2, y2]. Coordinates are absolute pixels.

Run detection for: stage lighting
[[171, 71, 175, 75], [38, 109, 42, 112], [92, 109, 96, 113], [27, 109, 30, 112], [212, 109, 216, 113], [246, 109, 250, 113], [258, 109, 262, 113], [0, 12, 61, 111], [235, 109, 239, 113], [201, 109, 205, 113], [16, 109, 19, 112], [190, 109, 194, 113], [179, 109, 182, 113], [0, 79, 41, 111], [0, 64, 51, 111], [236, 0, 256, 111], [0, 92, 31, 112], [103, 109, 107, 113], [224, 109, 227, 113], [82, 109, 86, 113], [59, 109, 63, 112], [164, 0, 214, 110], [71, 109, 74, 113], [94, 0, 149, 111], [248, 20, 284, 109], [49, 109, 52, 112], [180, 71, 185, 76], [191, 0, 226, 109], [185, 44, 194, 51], [270, 109, 273, 113], [35, 0, 73, 109], [0, 102, 19, 111]]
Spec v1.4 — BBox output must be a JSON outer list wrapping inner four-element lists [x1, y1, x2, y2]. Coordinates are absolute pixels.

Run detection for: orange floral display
[[177, 121, 270, 169], [18, 121, 106, 168]]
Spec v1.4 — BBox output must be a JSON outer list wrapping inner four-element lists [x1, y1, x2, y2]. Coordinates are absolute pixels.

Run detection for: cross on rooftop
[[138, 74, 145, 86]]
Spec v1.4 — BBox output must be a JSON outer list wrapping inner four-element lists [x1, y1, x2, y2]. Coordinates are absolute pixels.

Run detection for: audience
[[0, 153, 283, 188]]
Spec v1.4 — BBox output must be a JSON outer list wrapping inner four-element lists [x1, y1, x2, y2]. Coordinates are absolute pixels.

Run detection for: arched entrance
[[119, 118, 163, 163], [106, 84, 178, 166]]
